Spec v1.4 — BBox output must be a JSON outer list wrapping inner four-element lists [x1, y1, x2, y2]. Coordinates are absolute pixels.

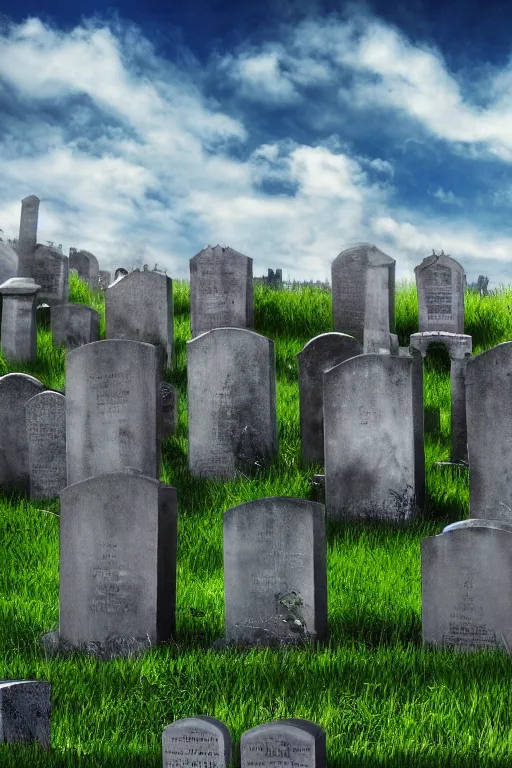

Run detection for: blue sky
[[1, 0, 512, 288]]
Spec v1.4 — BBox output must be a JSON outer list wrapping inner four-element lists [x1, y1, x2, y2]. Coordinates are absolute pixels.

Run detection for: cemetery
[[1, 199, 512, 765]]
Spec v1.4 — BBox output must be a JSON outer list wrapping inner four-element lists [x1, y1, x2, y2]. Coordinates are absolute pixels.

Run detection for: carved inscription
[[26, 394, 66, 497], [194, 256, 247, 331], [89, 543, 138, 615], [88, 370, 132, 456], [443, 570, 499, 650], [424, 264, 454, 322], [243, 735, 314, 768], [163, 729, 224, 768]]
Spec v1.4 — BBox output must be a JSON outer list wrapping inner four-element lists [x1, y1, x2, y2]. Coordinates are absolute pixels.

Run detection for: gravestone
[[189, 245, 254, 337], [17, 195, 39, 278], [51, 304, 100, 350], [0, 373, 47, 494], [0, 277, 41, 362], [466, 341, 512, 520], [59, 470, 177, 649], [241, 720, 326, 768], [162, 716, 232, 768], [66, 340, 161, 485], [0, 680, 51, 749], [105, 269, 174, 371], [25, 391, 66, 500], [422, 519, 512, 652], [68, 248, 99, 290], [324, 353, 424, 522], [187, 328, 277, 479], [31, 246, 69, 305], [415, 251, 465, 334], [297, 332, 362, 465], [331, 243, 395, 345], [222, 497, 327, 648], [98, 270, 111, 290], [161, 381, 178, 440]]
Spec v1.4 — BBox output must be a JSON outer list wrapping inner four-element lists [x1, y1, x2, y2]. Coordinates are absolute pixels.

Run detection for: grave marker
[[0, 680, 51, 749], [162, 716, 232, 768], [68, 248, 99, 290], [31, 246, 69, 305], [241, 719, 326, 768], [25, 391, 67, 500], [415, 251, 465, 334], [51, 304, 100, 350]]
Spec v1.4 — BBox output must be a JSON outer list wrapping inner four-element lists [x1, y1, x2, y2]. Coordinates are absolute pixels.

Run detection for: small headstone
[[31, 246, 69, 305], [297, 332, 362, 465], [51, 304, 100, 350], [241, 719, 326, 768], [59, 470, 177, 650], [187, 328, 277, 479], [422, 519, 512, 652], [162, 716, 232, 768], [66, 339, 161, 485], [25, 391, 66, 500], [0, 680, 51, 749], [415, 251, 465, 334], [161, 381, 178, 440], [68, 248, 100, 290], [222, 497, 327, 648], [189, 245, 254, 337], [0, 277, 41, 362]]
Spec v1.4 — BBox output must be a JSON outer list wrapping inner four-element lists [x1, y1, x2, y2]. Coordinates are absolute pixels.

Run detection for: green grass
[[1, 275, 511, 766]]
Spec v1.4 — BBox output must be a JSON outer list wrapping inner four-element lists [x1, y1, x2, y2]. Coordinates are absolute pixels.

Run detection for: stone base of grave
[[210, 632, 320, 653], [311, 474, 325, 504], [39, 631, 153, 661]]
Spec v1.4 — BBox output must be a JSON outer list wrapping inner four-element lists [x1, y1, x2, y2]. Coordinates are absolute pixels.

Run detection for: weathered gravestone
[[31, 246, 69, 306], [415, 251, 465, 334], [187, 328, 277, 479], [323, 353, 424, 522], [0, 277, 41, 362], [105, 268, 174, 371], [162, 716, 232, 768], [241, 720, 326, 768], [0, 373, 47, 494], [422, 519, 512, 652], [17, 195, 39, 278], [466, 341, 512, 520], [0, 680, 51, 749], [66, 340, 161, 485], [331, 243, 395, 346], [98, 270, 111, 290], [51, 304, 100, 350], [220, 497, 327, 648], [58, 470, 177, 651], [25, 391, 66, 500], [189, 245, 254, 337], [68, 248, 99, 290], [297, 332, 362, 466], [161, 381, 178, 440]]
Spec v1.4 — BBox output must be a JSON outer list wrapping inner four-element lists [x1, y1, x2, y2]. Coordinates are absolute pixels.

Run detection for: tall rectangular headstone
[[241, 720, 326, 768], [222, 497, 327, 648], [162, 716, 232, 768], [0, 277, 41, 362], [190, 245, 254, 337], [17, 195, 39, 278], [324, 353, 424, 522], [59, 470, 177, 648], [65, 340, 161, 485], [25, 391, 67, 500], [31, 246, 69, 306], [187, 328, 277, 479], [415, 251, 465, 334]]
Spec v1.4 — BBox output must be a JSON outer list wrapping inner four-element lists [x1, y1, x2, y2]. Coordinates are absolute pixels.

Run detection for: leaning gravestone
[[25, 391, 66, 500], [323, 353, 424, 522], [0, 680, 51, 749], [162, 716, 232, 768], [331, 243, 395, 345], [297, 332, 362, 465], [31, 246, 69, 306], [58, 470, 177, 651], [68, 248, 100, 290], [415, 251, 465, 334], [187, 328, 277, 479], [0, 373, 47, 494], [221, 497, 327, 648], [105, 269, 174, 371], [422, 519, 512, 652], [466, 341, 512, 521], [65, 340, 161, 485], [241, 720, 326, 768], [51, 304, 100, 350], [189, 244, 254, 337]]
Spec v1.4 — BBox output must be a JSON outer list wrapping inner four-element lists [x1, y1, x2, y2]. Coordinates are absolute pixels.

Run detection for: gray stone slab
[[59, 470, 177, 648], [241, 719, 326, 768], [324, 353, 425, 522], [51, 303, 100, 350], [466, 341, 512, 521], [105, 268, 174, 371], [331, 243, 395, 345], [422, 520, 512, 652], [65, 340, 161, 485], [222, 497, 327, 648], [0, 277, 41, 362], [161, 381, 178, 440], [68, 248, 99, 290], [162, 716, 232, 768], [0, 680, 51, 749], [25, 391, 66, 500], [31, 246, 69, 306], [0, 373, 47, 494], [190, 245, 254, 337], [415, 251, 465, 334], [297, 332, 362, 466], [187, 328, 277, 479], [17, 195, 39, 278]]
